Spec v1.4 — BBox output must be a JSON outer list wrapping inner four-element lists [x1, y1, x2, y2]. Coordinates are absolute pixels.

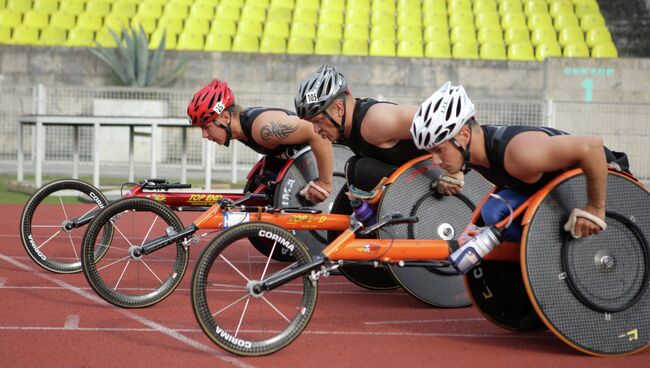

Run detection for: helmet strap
[[450, 128, 472, 174], [214, 114, 233, 147], [322, 96, 347, 143]]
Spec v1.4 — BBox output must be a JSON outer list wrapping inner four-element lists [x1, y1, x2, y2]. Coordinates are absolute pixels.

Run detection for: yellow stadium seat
[[111, 1, 138, 18], [342, 38, 368, 55], [475, 12, 500, 29], [196, 0, 221, 4], [373, 0, 395, 13], [591, 42, 617, 58], [580, 13, 606, 32], [450, 26, 476, 44], [40, 26, 67, 46], [189, 2, 216, 20], [480, 42, 507, 60], [215, 3, 240, 19], [23, 11, 49, 30], [163, 2, 189, 19], [531, 26, 557, 46], [550, 1, 573, 18], [241, 5, 266, 22], [158, 16, 184, 34], [527, 13, 553, 30], [268, 6, 293, 22], [452, 41, 479, 59], [345, 7, 370, 25], [499, 1, 523, 16], [371, 23, 395, 41], [138, 1, 164, 18], [322, 0, 345, 11], [95, 27, 119, 48], [347, 0, 370, 13], [237, 19, 262, 37], [265, 20, 289, 39], [204, 32, 232, 51], [501, 12, 527, 30], [317, 22, 342, 39], [535, 41, 562, 60], [314, 37, 341, 55], [33, 0, 59, 14], [369, 39, 395, 57], [524, 0, 548, 16], [371, 9, 395, 26], [287, 36, 313, 54], [449, 11, 474, 29], [508, 42, 535, 60], [554, 13, 580, 32], [184, 19, 210, 35], [59, 0, 85, 15], [397, 39, 423, 57], [50, 11, 76, 31], [423, 11, 448, 28], [131, 15, 158, 34], [6, 0, 31, 13], [210, 19, 236, 36], [0, 25, 12, 44], [290, 21, 315, 39], [478, 26, 504, 44], [504, 26, 530, 45], [104, 14, 131, 31], [177, 32, 205, 51], [398, 0, 419, 10], [12, 25, 40, 45], [425, 40, 452, 58], [563, 42, 589, 57], [296, 0, 318, 10], [344, 23, 369, 41], [397, 24, 422, 41], [0, 9, 22, 28], [586, 27, 612, 47], [558, 26, 584, 47], [474, 0, 498, 14], [66, 28, 95, 47], [397, 9, 422, 26], [86, 1, 112, 16], [293, 7, 318, 24], [424, 24, 450, 43], [149, 30, 177, 49], [259, 34, 286, 53], [423, 0, 446, 13], [271, 0, 294, 9], [449, 0, 472, 13], [318, 7, 343, 25], [574, 2, 600, 18], [76, 13, 104, 32]]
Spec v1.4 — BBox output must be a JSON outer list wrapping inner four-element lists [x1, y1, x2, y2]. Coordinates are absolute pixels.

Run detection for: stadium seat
[[86, 1, 112, 17], [499, 1, 523, 16], [397, 39, 423, 57], [449, 0, 472, 13], [204, 33, 233, 51], [290, 22, 315, 39], [158, 17, 184, 35], [269, 6, 294, 22], [149, 30, 178, 49], [237, 20, 263, 37], [0, 9, 21, 28], [425, 40, 452, 58], [189, 2, 216, 20], [137, 2, 164, 18], [322, 0, 345, 11], [508, 42, 535, 60], [574, 2, 600, 18], [50, 12, 77, 31], [76, 13, 104, 32], [478, 26, 504, 45], [66, 28, 95, 47], [224, 0, 245, 7], [33, 0, 59, 15], [563, 42, 590, 57], [265, 20, 289, 39], [473, 0, 498, 14], [449, 11, 474, 29], [232, 34, 259, 52], [104, 14, 131, 31], [424, 24, 450, 43], [293, 7, 318, 24], [346, 7, 370, 25], [397, 24, 422, 41], [271, 0, 295, 9], [554, 13, 580, 32], [0, 25, 12, 44], [241, 5, 266, 22], [40, 26, 67, 46], [215, 3, 240, 19], [371, 10, 395, 27], [398, 0, 420, 10], [531, 27, 557, 46], [535, 41, 562, 60], [131, 15, 158, 35], [586, 27, 612, 47], [550, 0, 573, 18], [95, 27, 119, 48], [527, 13, 553, 30], [452, 41, 479, 59], [314, 37, 341, 55], [6, 0, 32, 13], [210, 19, 237, 36], [369, 39, 395, 57], [480, 42, 507, 60], [317, 22, 342, 39], [373, 0, 395, 13], [177, 32, 205, 51], [475, 12, 501, 29], [504, 27, 530, 45], [580, 13, 606, 32], [259, 35, 286, 53], [23, 11, 49, 30], [371, 23, 395, 41], [591, 42, 618, 58], [296, 0, 319, 10], [524, 0, 549, 16], [450, 26, 476, 44], [423, 0, 447, 13], [12, 25, 40, 45], [342, 38, 369, 56], [163, 2, 189, 19], [287, 36, 313, 54], [558, 26, 584, 47], [397, 9, 422, 26], [59, 0, 85, 15], [501, 12, 527, 30], [344, 23, 369, 41], [111, 1, 138, 18]]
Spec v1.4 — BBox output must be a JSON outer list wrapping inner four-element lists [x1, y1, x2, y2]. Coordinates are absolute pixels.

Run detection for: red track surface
[[1, 204, 648, 367]]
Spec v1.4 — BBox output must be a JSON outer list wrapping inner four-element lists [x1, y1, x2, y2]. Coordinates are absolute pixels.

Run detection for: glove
[[299, 180, 331, 202], [563, 208, 607, 239]]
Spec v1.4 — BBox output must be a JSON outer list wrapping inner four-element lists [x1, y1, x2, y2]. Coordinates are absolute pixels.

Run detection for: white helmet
[[411, 81, 475, 151]]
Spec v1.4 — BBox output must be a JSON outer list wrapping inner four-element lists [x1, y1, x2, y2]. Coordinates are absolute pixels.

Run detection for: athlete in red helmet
[[188, 79, 333, 203]]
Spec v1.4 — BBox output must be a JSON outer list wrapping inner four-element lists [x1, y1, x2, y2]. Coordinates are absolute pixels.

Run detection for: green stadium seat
[[508, 41, 535, 60], [215, 3, 240, 19], [397, 9, 422, 26], [268, 6, 293, 23], [204, 32, 233, 51], [317, 22, 342, 39], [344, 23, 369, 41], [76, 13, 104, 32], [535, 41, 562, 60], [424, 24, 450, 43], [450, 26, 476, 44], [524, 0, 548, 16], [241, 5, 266, 22], [473, 0, 498, 14], [425, 40, 452, 58], [296, 0, 318, 10], [0, 9, 22, 28], [531, 26, 557, 46], [480, 42, 507, 60], [373, 0, 395, 13], [591, 42, 617, 58], [0, 25, 12, 44], [158, 16, 184, 34], [86, 1, 112, 17], [371, 23, 395, 41], [23, 11, 49, 30], [12, 25, 40, 45], [6, 0, 31, 13], [550, 1, 573, 18], [369, 39, 395, 57], [563, 42, 589, 57], [95, 27, 119, 48], [478, 26, 504, 44], [314, 37, 341, 55], [586, 26, 612, 47], [66, 27, 95, 47], [558, 26, 584, 47], [40, 26, 67, 46], [504, 26, 530, 45], [237, 19, 262, 37], [554, 13, 580, 32], [452, 41, 479, 59], [177, 32, 205, 51], [342, 38, 368, 55], [50, 11, 77, 31], [259, 34, 286, 53], [397, 39, 423, 57], [189, 2, 216, 21], [111, 1, 138, 18], [449, 11, 474, 29], [149, 30, 177, 49], [265, 20, 289, 39], [371, 9, 395, 26], [580, 13, 606, 32], [423, 11, 448, 28], [423, 0, 447, 14], [287, 36, 313, 54], [527, 12, 553, 30], [138, 1, 164, 18], [232, 34, 259, 52], [290, 21, 315, 39], [397, 24, 422, 41], [131, 14, 158, 34], [104, 14, 131, 31], [33, 0, 59, 15], [475, 12, 501, 29], [293, 7, 318, 24], [501, 12, 527, 30]]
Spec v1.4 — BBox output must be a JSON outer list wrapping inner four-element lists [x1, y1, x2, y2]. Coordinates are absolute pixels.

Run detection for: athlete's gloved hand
[[299, 179, 331, 204], [435, 172, 464, 196], [563, 207, 607, 238]]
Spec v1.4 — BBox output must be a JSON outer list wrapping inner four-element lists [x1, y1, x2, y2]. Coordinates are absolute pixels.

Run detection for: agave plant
[[90, 26, 188, 87]]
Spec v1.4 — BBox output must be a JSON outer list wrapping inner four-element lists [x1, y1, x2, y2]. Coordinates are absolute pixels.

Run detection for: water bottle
[[448, 226, 503, 275], [350, 198, 376, 226]]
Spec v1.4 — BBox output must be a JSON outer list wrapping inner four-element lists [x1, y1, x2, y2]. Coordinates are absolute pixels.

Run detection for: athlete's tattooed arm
[[260, 121, 298, 140]]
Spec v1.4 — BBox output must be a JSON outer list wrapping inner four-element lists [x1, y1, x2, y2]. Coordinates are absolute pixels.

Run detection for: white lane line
[[0, 253, 256, 368], [64, 315, 80, 329], [365, 318, 486, 325], [0, 277, 7, 287]]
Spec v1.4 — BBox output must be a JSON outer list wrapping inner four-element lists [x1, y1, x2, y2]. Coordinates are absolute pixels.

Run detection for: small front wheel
[[192, 222, 318, 356]]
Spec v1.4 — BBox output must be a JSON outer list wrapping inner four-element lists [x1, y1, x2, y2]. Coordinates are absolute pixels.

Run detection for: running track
[[1, 204, 648, 367]]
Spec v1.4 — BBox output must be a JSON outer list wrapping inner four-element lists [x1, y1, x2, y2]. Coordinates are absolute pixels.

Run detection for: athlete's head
[[187, 79, 237, 146]]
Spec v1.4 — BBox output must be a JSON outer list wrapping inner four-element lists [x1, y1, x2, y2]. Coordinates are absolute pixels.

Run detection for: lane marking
[[0, 253, 256, 368], [64, 315, 80, 329], [365, 318, 486, 325]]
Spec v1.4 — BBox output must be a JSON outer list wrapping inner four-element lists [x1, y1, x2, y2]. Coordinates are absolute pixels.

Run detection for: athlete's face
[[201, 113, 230, 145], [428, 140, 464, 174], [307, 101, 343, 142]]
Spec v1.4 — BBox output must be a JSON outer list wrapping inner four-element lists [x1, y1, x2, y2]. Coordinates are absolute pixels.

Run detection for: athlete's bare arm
[[360, 104, 419, 148]]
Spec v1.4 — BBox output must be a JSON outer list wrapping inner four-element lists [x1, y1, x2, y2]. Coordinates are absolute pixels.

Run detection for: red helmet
[[187, 79, 235, 126]]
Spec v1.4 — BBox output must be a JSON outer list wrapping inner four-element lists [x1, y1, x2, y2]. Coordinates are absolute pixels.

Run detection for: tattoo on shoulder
[[260, 122, 298, 140]]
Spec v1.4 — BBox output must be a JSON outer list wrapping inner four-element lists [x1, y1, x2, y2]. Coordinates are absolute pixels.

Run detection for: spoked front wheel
[[20, 179, 112, 273], [192, 222, 318, 356], [81, 197, 187, 308]]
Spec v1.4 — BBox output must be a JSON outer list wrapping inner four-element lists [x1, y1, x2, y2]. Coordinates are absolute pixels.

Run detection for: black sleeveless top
[[239, 107, 305, 160], [345, 98, 427, 167]]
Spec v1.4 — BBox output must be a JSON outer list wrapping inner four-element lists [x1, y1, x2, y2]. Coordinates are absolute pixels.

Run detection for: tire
[[192, 222, 318, 356], [20, 179, 112, 273], [81, 197, 187, 308]]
